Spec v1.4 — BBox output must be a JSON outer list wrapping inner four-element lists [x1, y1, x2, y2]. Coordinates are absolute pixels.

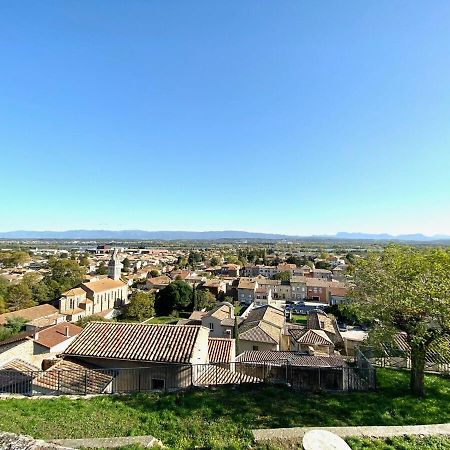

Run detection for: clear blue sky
[[1, 1, 449, 236]]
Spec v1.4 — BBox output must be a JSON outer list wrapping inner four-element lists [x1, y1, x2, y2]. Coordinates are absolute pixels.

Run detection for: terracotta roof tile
[[64, 322, 205, 364], [82, 278, 126, 293], [0, 304, 59, 326], [34, 322, 82, 349], [208, 338, 234, 363]]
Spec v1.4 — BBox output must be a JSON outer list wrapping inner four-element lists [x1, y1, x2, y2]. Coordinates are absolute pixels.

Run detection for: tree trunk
[[410, 343, 426, 397]]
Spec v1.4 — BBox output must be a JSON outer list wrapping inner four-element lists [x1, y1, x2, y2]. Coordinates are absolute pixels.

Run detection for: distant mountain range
[[0, 230, 449, 241]]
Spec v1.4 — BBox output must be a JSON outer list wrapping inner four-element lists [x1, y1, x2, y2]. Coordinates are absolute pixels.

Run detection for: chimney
[[64, 326, 70, 337]]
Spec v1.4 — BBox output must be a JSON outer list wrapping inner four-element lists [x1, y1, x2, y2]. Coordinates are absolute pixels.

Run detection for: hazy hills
[[0, 230, 449, 241]]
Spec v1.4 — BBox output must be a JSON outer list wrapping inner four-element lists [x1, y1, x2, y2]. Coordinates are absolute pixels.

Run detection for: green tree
[[349, 245, 450, 396], [188, 251, 202, 266], [210, 256, 220, 267], [224, 295, 235, 305], [272, 271, 291, 281], [45, 258, 85, 296], [5, 316, 28, 334], [79, 254, 90, 266], [155, 280, 193, 316], [125, 291, 155, 322], [0, 317, 28, 342], [21, 273, 50, 304], [96, 261, 108, 275], [0, 297, 7, 314], [315, 260, 332, 270], [0, 276, 9, 312], [195, 290, 217, 310], [149, 269, 160, 277], [226, 255, 240, 265], [286, 256, 306, 267], [6, 283, 36, 311], [0, 251, 30, 268], [177, 256, 188, 268], [122, 257, 130, 272]]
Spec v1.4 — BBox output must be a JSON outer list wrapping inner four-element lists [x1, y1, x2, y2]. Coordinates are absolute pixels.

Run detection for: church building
[[59, 251, 129, 322]]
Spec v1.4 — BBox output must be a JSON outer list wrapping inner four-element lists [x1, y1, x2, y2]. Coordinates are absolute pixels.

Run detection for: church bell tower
[[108, 250, 123, 280]]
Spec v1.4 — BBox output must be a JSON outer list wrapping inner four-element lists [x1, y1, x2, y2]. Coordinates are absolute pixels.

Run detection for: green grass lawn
[[291, 313, 307, 325], [347, 435, 450, 449], [145, 316, 179, 324], [0, 369, 449, 449]]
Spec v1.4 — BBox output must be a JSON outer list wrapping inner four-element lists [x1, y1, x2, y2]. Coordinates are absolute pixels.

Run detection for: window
[[209, 322, 214, 331], [320, 321, 325, 329], [151, 378, 165, 390], [252, 345, 259, 351]]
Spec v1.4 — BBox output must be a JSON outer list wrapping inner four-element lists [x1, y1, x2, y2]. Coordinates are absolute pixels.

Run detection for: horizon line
[[0, 228, 449, 238]]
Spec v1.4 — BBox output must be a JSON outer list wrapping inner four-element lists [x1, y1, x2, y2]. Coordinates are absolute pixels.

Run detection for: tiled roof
[[188, 311, 207, 321], [204, 303, 233, 321], [195, 365, 261, 385], [307, 311, 343, 344], [0, 330, 33, 347], [295, 329, 333, 346], [257, 279, 281, 286], [33, 360, 113, 394], [0, 358, 39, 372], [26, 313, 64, 328], [62, 287, 86, 297], [202, 279, 223, 287], [64, 322, 205, 364], [0, 359, 39, 391], [147, 275, 171, 285], [239, 324, 278, 344], [244, 305, 285, 328], [208, 338, 234, 363], [221, 317, 243, 327], [0, 304, 59, 325], [82, 278, 126, 293], [329, 286, 349, 296], [236, 351, 346, 367], [238, 305, 285, 345], [385, 332, 450, 364], [238, 278, 257, 290], [34, 322, 82, 349]]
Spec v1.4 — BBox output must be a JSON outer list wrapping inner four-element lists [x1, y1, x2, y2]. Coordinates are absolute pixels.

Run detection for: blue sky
[[1, 1, 449, 235]]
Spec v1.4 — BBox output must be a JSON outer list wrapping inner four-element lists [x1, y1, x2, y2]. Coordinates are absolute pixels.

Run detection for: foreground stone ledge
[[51, 436, 164, 449], [0, 432, 72, 450], [253, 423, 450, 446]]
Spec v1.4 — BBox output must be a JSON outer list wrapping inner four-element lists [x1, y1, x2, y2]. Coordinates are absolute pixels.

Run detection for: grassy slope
[[145, 316, 178, 324], [291, 314, 307, 325], [0, 369, 449, 449], [347, 435, 450, 450]]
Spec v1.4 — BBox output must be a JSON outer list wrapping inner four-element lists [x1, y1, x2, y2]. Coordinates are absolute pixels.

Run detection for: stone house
[[201, 302, 241, 338], [238, 305, 286, 353], [62, 322, 211, 391]]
